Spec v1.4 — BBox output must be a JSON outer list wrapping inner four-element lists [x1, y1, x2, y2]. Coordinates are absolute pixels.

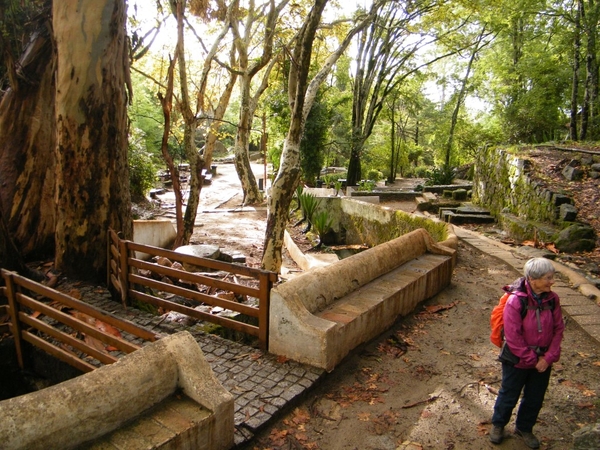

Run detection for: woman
[[489, 257, 565, 448]]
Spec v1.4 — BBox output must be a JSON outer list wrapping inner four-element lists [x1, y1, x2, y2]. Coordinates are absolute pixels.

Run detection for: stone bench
[[269, 228, 456, 371], [0, 332, 234, 450]]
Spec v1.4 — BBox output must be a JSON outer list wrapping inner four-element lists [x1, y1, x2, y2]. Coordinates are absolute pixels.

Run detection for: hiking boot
[[489, 425, 504, 444], [515, 429, 540, 449]]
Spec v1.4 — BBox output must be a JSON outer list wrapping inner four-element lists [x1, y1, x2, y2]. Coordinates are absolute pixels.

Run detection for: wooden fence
[[1, 269, 158, 373], [107, 229, 278, 349]]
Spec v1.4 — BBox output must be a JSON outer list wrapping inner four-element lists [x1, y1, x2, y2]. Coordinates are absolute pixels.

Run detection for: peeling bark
[[53, 0, 132, 281], [0, 25, 56, 259]]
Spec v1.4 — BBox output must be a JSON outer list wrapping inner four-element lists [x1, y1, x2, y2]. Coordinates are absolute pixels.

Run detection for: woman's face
[[529, 272, 555, 295]]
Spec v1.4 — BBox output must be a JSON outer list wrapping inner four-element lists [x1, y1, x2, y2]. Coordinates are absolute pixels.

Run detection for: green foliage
[[413, 166, 430, 178], [311, 210, 333, 247], [298, 192, 320, 223], [366, 169, 383, 181], [425, 166, 454, 186], [292, 184, 304, 212], [334, 180, 343, 194], [321, 172, 347, 187], [357, 180, 376, 191], [301, 91, 330, 184], [129, 138, 157, 202]]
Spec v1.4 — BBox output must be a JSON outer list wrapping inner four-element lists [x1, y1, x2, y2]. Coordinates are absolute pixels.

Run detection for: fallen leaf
[[424, 302, 457, 313], [84, 333, 107, 354], [276, 355, 289, 364], [94, 320, 122, 339], [358, 412, 370, 421]]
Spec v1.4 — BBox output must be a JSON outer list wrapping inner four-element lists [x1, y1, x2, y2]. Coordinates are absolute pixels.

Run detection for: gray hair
[[524, 257, 555, 280]]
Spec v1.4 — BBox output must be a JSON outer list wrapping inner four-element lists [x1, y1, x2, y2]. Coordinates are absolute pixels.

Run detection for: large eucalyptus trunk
[[53, 0, 132, 282], [0, 25, 56, 259]]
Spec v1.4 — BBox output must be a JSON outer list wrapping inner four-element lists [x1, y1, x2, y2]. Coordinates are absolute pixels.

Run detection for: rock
[[562, 165, 584, 181], [552, 193, 573, 207], [558, 203, 578, 222], [591, 163, 600, 171], [572, 421, 600, 450], [175, 244, 221, 271], [555, 223, 597, 253], [451, 189, 468, 200]]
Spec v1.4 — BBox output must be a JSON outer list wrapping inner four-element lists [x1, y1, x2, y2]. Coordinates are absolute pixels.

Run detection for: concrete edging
[[271, 229, 456, 372], [0, 331, 234, 450]]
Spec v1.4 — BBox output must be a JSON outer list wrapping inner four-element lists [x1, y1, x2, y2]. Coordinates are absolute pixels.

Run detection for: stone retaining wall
[[472, 147, 565, 224]]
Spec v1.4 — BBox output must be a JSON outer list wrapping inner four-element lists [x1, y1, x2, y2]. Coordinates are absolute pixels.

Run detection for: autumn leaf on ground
[[423, 302, 457, 313], [94, 320, 122, 339], [358, 412, 370, 421], [470, 354, 481, 361], [267, 428, 289, 447], [290, 407, 311, 426], [477, 422, 490, 436], [84, 334, 107, 353], [71, 311, 96, 325], [369, 410, 399, 434], [277, 355, 289, 363], [558, 379, 596, 396]]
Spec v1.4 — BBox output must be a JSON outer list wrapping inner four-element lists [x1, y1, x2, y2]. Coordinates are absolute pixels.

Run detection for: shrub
[[129, 146, 157, 202], [366, 169, 383, 181], [425, 166, 454, 186]]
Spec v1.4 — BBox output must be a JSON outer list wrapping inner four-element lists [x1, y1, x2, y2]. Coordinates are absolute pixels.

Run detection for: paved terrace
[[71, 225, 600, 448]]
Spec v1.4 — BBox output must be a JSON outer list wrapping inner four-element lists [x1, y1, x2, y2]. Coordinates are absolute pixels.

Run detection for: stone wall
[[473, 146, 564, 224], [308, 196, 450, 247], [471, 146, 587, 243]]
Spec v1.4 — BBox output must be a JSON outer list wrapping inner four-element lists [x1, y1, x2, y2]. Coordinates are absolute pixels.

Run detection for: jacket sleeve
[[543, 298, 565, 365], [503, 294, 538, 368]]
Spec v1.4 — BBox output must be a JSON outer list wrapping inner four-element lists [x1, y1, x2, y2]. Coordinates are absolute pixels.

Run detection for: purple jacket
[[502, 277, 565, 369]]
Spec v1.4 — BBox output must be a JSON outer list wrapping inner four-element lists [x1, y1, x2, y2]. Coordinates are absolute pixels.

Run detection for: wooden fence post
[[2, 270, 25, 369], [119, 238, 130, 307]]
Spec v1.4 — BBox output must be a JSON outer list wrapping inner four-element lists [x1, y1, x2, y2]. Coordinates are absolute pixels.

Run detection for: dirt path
[[241, 243, 600, 450], [161, 163, 600, 449]]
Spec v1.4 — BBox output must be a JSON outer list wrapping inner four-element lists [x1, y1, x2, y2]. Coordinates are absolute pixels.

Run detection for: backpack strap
[[522, 298, 555, 333]]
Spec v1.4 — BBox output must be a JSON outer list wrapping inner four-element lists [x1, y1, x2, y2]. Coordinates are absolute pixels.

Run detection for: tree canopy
[[1, 0, 598, 275]]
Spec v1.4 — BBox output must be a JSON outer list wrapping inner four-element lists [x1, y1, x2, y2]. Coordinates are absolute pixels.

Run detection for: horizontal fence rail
[[1, 269, 158, 373], [107, 229, 278, 349]]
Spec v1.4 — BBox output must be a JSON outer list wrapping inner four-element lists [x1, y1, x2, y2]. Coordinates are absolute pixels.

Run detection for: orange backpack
[[490, 293, 511, 347], [490, 292, 555, 347]]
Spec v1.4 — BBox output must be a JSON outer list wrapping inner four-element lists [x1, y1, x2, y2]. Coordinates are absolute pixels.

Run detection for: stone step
[[441, 211, 497, 224]]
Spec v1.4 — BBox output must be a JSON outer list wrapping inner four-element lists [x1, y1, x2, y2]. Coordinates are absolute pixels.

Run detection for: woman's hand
[[536, 357, 549, 373]]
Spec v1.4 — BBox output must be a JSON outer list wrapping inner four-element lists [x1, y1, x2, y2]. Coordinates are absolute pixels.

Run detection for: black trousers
[[492, 362, 552, 432]]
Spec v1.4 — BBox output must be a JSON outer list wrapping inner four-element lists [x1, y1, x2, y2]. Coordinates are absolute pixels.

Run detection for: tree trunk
[[262, 0, 329, 272], [158, 55, 185, 248], [581, 0, 599, 140], [571, 0, 582, 141], [53, 0, 132, 282], [0, 25, 56, 259], [174, 0, 202, 245], [445, 27, 488, 168], [234, 73, 261, 205]]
